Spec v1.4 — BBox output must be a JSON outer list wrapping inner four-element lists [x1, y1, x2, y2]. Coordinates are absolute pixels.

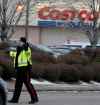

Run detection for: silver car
[[0, 78, 6, 105]]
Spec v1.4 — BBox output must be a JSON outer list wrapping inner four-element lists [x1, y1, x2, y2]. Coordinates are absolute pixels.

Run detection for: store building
[[12, 26, 89, 46], [11, 0, 100, 46]]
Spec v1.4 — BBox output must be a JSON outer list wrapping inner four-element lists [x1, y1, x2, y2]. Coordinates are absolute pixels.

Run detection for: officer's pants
[[11, 68, 38, 102]]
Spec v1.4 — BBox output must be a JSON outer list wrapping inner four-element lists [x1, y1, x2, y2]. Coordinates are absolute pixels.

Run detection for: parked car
[[0, 40, 61, 58], [85, 45, 100, 48], [0, 78, 7, 105], [49, 45, 78, 55], [28, 43, 60, 58]]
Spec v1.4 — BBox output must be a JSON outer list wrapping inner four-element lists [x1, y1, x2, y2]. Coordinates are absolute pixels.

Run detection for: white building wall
[[11, 26, 40, 44], [41, 28, 90, 46], [11, 26, 91, 46]]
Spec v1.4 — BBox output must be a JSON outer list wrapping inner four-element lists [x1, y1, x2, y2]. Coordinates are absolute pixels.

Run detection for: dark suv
[[0, 78, 6, 105]]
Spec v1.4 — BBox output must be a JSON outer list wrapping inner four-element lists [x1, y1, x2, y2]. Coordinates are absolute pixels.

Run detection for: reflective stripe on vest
[[10, 51, 16, 58], [18, 47, 32, 67], [10, 51, 16, 67], [27, 48, 32, 65]]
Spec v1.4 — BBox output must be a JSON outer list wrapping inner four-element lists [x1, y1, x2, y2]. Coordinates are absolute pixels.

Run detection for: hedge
[[59, 64, 80, 83], [32, 51, 57, 63], [57, 49, 89, 65], [31, 63, 46, 79], [0, 43, 100, 83], [91, 63, 100, 82], [79, 65, 95, 82], [0, 51, 15, 80], [42, 63, 61, 82]]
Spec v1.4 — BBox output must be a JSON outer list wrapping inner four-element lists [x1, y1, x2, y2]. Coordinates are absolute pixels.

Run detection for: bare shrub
[[32, 52, 56, 63], [31, 63, 46, 79], [42, 63, 61, 82], [79, 64, 95, 82], [57, 49, 89, 65], [91, 63, 100, 82], [59, 64, 80, 83]]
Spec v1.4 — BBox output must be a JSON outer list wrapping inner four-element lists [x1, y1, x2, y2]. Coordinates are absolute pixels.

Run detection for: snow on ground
[[31, 79, 55, 85], [10, 78, 100, 86]]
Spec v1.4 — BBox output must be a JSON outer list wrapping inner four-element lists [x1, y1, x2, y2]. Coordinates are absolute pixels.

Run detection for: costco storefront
[[12, 2, 98, 46]]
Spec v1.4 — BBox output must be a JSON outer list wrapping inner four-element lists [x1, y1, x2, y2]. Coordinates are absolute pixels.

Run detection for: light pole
[[1, 0, 7, 41], [25, 0, 29, 41]]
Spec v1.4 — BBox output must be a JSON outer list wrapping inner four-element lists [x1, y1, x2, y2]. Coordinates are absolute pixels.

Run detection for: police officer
[[8, 37, 38, 104]]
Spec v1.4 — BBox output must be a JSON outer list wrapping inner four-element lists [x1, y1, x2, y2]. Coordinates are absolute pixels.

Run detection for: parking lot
[[7, 91, 100, 105]]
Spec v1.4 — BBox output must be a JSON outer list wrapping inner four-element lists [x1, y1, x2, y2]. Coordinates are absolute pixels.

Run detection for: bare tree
[[1, 0, 99, 46], [34, 0, 100, 47], [56, 0, 100, 48], [58, 0, 100, 48], [76, 0, 100, 48], [0, 0, 27, 41]]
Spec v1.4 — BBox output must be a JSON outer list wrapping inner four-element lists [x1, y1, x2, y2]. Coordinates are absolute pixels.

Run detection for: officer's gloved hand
[[28, 63, 32, 71], [15, 66, 18, 70]]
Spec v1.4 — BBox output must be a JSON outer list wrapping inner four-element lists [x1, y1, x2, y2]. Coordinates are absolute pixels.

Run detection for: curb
[[7, 83, 100, 92]]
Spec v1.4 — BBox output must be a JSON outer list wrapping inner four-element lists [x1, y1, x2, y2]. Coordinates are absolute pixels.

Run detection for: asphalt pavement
[[7, 79, 100, 105], [7, 91, 100, 105]]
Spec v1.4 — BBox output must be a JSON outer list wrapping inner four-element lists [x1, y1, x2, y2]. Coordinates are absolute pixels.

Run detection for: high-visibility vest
[[10, 50, 17, 67], [18, 47, 32, 67], [10, 51, 16, 58]]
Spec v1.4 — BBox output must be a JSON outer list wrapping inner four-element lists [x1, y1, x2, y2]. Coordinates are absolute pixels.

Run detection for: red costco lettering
[[61, 10, 75, 20], [38, 7, 99, 21], [88, 12, 98, 21], [38, 7, 49, 19], [49, 9, 60, 20], [79, 10, 89, 20]]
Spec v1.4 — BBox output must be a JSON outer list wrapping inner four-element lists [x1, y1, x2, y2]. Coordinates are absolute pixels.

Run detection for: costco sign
[[38, 7, 99, 21]]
